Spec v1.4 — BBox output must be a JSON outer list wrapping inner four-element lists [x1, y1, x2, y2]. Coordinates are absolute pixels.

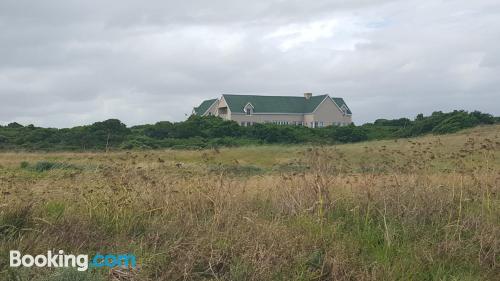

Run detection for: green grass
[[0, 125, 498, 280]]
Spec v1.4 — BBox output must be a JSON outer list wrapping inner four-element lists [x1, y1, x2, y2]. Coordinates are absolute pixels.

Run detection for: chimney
[[304, 93, 312, 100]]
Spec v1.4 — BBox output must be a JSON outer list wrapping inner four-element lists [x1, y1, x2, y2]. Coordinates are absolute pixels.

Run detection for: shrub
[[7, 122, 23, 128], [326, 125, 369, 143], [33, 161, 60, 172], [45, 201, 66, 220], [119, 135, 161, 149], [208, 163, 265, 176], [19, 161, 29, 169], [432, 112, 478, 134], [0, 110, 498, 151], [0, 205, 32, 238], [20, 161, 80, 172]]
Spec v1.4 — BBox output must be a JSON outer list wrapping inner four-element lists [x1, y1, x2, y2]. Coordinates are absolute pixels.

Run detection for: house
[[193, 93, 352, 128]]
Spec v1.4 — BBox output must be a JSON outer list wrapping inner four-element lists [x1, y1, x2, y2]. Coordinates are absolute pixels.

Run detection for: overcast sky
[[1, 0, 499, 127]]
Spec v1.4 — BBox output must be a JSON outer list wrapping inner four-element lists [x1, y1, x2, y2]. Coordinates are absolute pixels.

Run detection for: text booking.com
[[9, 250, 136, 271]]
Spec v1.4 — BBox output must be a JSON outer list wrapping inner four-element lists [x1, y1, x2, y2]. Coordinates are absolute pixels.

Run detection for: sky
[[0, 0, 499, 127]]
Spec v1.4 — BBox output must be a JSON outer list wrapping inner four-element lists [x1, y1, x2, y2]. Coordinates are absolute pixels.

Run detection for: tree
[[470, 111, 495, 124], [7, 122, 23, 128], [143, 121, 174, 139], [84, 119, 131, 149]]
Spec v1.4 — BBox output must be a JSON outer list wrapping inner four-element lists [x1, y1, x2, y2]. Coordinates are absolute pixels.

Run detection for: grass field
[[0, 125, 499, 280]]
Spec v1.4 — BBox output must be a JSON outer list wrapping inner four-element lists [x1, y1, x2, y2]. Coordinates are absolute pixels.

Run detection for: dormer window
[[341, 105, 349, 115], [244, 102, 254, 115]]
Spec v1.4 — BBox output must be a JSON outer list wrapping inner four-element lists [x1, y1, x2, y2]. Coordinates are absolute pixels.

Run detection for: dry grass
[[0, 125, 499, 280]]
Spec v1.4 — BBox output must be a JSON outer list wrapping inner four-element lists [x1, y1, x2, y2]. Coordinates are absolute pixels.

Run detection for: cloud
[[0, 0, 499, 127], [267, 17, 371, 51]]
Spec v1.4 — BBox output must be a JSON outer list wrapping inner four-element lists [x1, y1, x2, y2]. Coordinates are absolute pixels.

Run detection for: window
[[218, 107, 228, 115], [319, 122, 324, 127], [244, 102, 254, 115], [341, 105, 349, 115]]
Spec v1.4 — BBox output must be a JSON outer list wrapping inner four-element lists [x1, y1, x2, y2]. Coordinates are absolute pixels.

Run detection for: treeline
[[0, 110, 497, 151]]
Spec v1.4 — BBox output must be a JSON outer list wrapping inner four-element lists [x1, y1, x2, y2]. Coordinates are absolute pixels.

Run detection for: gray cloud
[[0, 0, 499, 127]]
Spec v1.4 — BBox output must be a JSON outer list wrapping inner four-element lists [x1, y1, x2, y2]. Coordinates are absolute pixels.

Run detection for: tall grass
[[0, 126, 498, 280]]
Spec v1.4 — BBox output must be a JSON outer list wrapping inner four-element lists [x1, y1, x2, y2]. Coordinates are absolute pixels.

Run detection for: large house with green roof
[[193, 93, 352, 128]]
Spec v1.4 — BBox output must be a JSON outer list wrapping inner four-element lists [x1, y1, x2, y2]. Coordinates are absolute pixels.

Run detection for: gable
[[313, 96, 343, 117], [193, 99, 217, 115]]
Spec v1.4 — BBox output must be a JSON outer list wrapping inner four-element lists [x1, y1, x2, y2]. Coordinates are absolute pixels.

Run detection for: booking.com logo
[[9, 250, 137, 271]]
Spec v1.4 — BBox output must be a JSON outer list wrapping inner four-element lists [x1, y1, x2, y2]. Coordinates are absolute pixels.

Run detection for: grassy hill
[[0, 125, 499, 280]]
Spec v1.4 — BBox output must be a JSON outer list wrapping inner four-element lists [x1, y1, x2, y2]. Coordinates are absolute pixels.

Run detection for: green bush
[[432, 112, 478, 134], [369, 110, 497, 139], [324, 124, 369, 143], [0, 111, 497, 151]]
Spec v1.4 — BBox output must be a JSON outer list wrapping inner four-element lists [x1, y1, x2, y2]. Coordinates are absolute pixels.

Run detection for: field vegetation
[[0, 125, 499, 280], [0, 110, 497, 151]]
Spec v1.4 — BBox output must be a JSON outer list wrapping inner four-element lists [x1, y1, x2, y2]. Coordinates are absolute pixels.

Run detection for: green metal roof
[[331, 97, 352, 115], [193, 99, 217, 115], [222, 94, 326, 114], [222, 94, 351, 114]]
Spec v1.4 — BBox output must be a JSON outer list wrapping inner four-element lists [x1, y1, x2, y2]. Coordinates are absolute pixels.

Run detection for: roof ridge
[[222, 94, 328, 98]]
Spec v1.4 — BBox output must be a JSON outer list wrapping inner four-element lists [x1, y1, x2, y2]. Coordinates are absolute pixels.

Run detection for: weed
[[208, 163, 265, 176], [0, 205, 32, 238], [0, 125, 498, 280], [20, 161, 81, 172]]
